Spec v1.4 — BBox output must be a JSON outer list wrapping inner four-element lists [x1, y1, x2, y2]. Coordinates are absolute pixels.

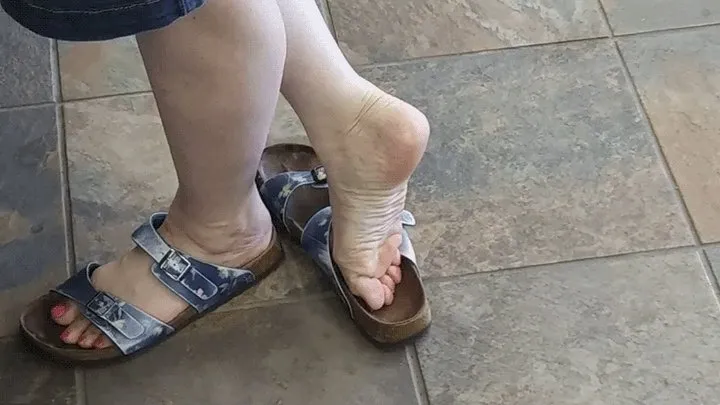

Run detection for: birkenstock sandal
[[256, 144, 430, 345], [19, 212, 283, 363]]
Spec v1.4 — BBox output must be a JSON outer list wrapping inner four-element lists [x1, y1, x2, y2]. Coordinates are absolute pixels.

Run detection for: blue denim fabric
[[0, 0, 204, 41]]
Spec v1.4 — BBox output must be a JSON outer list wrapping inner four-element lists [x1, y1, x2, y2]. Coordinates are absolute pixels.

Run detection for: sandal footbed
[[257, 143, 431, 344], [20, 230, 284, 364]]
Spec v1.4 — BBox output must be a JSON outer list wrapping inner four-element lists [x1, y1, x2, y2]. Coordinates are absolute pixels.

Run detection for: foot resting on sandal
[[48, 190, 273, 349]]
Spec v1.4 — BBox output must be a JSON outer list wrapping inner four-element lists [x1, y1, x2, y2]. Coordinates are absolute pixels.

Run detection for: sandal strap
[[52, 264, 174, 355], [398, 211, 418, 263], [299, 207, 418, 319], [258, 169, 328, 232], [131, 212, 256, 313], [300, 207, 354, 317]]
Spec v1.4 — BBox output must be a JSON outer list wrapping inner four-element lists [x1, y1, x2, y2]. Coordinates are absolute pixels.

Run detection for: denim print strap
[[53, 264, 174, 355], [132, 213, 256, 313], [299, 207, 419, 319], [258, 169, 328, 233]]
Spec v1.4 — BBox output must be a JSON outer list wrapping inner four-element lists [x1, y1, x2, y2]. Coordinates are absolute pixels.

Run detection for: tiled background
[[2, 0, 720, 404]]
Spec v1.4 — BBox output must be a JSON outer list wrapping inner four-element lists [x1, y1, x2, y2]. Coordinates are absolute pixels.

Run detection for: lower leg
[[51, 0, 287, 348], [139, 0, 286, 258], [276, 0, 429, 309]]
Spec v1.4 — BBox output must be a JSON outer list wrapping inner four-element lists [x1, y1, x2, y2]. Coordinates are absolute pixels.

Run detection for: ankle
[[161, 193, 273, 267]]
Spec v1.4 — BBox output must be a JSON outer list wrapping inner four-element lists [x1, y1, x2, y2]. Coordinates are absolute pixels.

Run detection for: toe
[[380, 274, 396, 293], [382, 284, 394, 306], [60, 318, 91, 345], [79, 326, 102, 349], [94, 336, 113, 349], [350, 276, 387, 310], [377, 233, 403, 278], [51, 301, 81, 326], [388, 265, 402, 284]]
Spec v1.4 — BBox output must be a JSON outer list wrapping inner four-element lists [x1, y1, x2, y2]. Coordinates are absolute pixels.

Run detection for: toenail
[[60, 330, 70, 342], [94, 339, 104, 349], [51, 304, 66, 319]]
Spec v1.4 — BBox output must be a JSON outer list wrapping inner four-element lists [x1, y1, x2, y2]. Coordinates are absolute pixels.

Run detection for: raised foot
[[310, 86, 429, 310]]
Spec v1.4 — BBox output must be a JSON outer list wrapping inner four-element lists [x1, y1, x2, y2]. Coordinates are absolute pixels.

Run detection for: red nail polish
[[51, 304, 66, 319], [94, 339, 104, 349], [60, 330, 70, 341]]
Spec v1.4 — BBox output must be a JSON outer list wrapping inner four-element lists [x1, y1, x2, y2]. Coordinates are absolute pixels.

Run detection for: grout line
[[322, 0, 339, 41], [74, 368, 88, 405], [212, 291, 335, 313], [355, 35, 611, 69], [0, 90, 153, 112], [0, 101, 56, 112], [697, 249, 720, 309], [50, 39, 61, 103], [62, 90, 153, 105], [424, 245, 702, 284], [56, 103, 77, 277], [52, 35, 77, 278], [614, 21, 720, 40], [595, 0, 615, 37], [406, 343, 431, 405]]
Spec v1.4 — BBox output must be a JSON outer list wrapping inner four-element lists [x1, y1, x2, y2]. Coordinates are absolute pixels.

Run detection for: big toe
[[51, 301, 81, 326]]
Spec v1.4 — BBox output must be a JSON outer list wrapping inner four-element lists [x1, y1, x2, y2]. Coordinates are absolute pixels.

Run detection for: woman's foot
[[306, 82, 429, 310], [49, 190, 273, 349]]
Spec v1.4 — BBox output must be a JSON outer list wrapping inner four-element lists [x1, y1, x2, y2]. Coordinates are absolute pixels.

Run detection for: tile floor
[[1, 0, 720, 404]]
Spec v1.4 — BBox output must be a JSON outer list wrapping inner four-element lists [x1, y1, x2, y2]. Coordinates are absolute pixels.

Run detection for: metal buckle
[[160, 249, 192, 281], [311, 166, 327, 184], [88, 292, 116, 317]]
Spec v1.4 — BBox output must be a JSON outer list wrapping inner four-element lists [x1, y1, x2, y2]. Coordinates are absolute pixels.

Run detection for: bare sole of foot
[[304, 83, 429, 310]]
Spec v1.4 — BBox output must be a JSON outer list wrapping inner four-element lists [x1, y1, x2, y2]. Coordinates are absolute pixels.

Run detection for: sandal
[[19, 212, 284, 363], [256, 144, 431, 345]]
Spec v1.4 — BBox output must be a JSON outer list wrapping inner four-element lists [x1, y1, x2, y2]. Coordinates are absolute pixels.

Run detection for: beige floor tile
[[330, 0, 607, 64], [620, 27, 720, 242], [419, 251, 720, 404]]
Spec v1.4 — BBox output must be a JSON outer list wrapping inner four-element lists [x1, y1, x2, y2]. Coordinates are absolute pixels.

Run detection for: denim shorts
[[1, 0, 204, 41]]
